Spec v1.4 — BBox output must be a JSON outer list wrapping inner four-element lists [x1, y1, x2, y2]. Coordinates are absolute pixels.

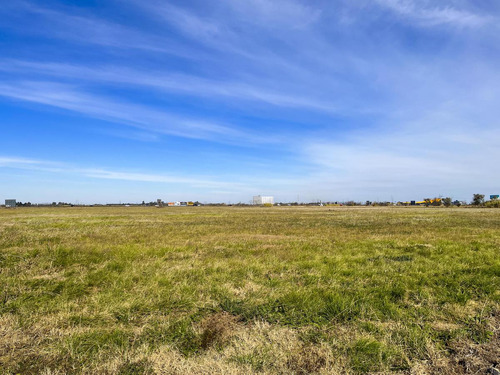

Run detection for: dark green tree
[[472, 194, 485, 206]]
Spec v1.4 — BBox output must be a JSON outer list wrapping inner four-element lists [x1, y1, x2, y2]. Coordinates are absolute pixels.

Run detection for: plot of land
[[0, 206, 499, 374]]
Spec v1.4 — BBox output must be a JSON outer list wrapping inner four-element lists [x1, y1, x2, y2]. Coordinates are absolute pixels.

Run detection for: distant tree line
[[344, 194, 498, 208], [5, 194, 499, 208]]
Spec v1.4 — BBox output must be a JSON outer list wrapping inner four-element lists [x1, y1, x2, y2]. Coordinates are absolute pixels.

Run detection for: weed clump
[[286, 344, 328, 374], [118, 359, 154, 375], [199, 312, 238, 350]]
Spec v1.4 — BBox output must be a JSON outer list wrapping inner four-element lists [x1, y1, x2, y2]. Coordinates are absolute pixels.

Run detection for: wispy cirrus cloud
[[0, 155, 242, 189], [0, 60, 338, 113], [373, 0, 491, 27], [0, 81, 267, 144], [128, 0, 328, 75], [0, 155, 299, 195], [0, 156, 44, 167], [211, 0, 322, 30], [0, 1, 197, 58], [301, 107, 500, 201]]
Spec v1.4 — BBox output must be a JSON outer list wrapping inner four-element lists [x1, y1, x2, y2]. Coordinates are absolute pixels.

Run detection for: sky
[[0, 0, 499, 204]]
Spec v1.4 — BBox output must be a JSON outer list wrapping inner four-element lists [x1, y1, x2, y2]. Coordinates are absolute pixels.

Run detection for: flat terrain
[[0, 206, 499, 374]]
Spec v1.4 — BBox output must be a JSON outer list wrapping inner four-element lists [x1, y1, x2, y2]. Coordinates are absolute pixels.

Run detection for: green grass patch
[[0, 206, 498, 373]]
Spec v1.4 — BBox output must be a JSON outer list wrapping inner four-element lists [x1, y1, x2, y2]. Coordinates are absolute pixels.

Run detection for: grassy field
[[0, 206, 499, 374]]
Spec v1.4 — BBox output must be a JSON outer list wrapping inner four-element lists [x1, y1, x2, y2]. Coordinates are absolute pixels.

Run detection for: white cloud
[[0, 81, 265, 144], [0, 1, 195, 56], [0, 156, 240, 189], [301, 113, 500, 201], [223, 0, 322, 29], [0, 155, 303, 202], [374, 0, 490, 27], [0, 60, 338, 113], [0, 156, 44, 166]]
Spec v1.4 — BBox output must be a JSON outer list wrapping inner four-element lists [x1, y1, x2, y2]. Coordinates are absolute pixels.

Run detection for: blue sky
[[1, 0, 499, 204]]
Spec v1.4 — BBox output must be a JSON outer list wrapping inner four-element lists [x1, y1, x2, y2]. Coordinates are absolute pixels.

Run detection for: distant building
[[5, 199, 16, 208], [253, 195, 274, 205]]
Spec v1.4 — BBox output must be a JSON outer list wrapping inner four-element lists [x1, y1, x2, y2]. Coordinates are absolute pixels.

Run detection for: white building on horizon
[[253, 195, 274, 205], [5, 199, 16, 208]]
